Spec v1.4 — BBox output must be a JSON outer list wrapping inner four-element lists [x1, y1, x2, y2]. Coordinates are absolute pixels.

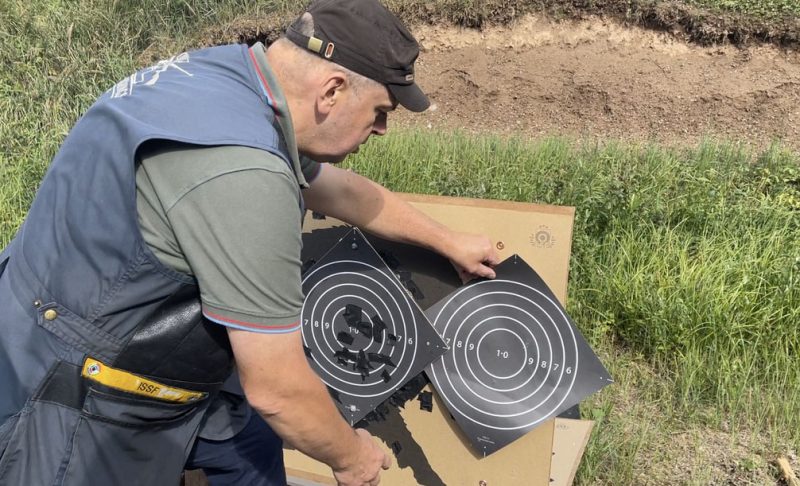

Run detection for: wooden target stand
[[284, 194, 594, 486]]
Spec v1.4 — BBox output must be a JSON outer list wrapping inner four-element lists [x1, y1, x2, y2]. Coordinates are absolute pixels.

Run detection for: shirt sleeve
[[165, 164, 304, 334]]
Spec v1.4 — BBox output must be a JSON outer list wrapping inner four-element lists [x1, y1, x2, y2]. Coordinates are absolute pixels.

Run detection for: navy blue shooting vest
[[0, 44, 291, 485]]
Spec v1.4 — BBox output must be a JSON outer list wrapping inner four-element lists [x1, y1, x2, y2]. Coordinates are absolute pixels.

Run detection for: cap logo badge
[[324, 42, 335, 59], [405, 74, 414, 81]]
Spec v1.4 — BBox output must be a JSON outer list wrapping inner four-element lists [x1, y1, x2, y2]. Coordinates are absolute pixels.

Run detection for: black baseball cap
[[285, 0, 430, 112]]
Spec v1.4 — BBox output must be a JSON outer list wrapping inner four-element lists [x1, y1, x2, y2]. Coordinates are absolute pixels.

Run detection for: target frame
[[425, 254, 612, 456], [301, 228, 448, 425]]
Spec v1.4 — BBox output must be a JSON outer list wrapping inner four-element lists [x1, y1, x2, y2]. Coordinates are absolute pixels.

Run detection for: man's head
[[267, 0, 428, 163], [286, 0, 429, 113]]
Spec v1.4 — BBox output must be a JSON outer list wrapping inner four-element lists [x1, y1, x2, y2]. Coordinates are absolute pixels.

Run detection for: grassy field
[[1, 0, 799, 484], [348, 133, 800, 483], [687, 0, 800, 18]]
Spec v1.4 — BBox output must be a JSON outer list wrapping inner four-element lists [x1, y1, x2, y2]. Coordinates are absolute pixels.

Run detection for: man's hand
[[230, 330, 389, 483], [332, 429, 392, 486], [444, 231, 501, 283]]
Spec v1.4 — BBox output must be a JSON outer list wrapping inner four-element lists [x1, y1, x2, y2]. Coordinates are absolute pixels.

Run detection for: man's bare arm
[[303, 165, 500, 280], [228, 328, 390, 485]]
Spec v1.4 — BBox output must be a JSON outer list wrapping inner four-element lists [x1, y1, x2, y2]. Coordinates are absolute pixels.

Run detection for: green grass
[[685, 0, 800, 19], [346, 133, 800, 482], [348, 135, 800, 432], [2, 0, 799, 483]]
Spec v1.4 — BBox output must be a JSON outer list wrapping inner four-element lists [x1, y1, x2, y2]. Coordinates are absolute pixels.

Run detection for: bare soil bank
[[199, 8, 799, 154], [391, 15, 800, 152]]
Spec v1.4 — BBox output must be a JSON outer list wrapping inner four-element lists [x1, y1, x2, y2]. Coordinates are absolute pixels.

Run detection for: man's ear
[[316, 72, 347, 116]]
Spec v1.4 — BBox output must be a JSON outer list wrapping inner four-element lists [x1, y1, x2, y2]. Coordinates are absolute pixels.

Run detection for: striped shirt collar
[[248, 42, 309, 189]]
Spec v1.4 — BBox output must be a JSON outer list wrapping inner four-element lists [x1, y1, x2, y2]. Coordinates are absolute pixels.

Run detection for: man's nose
[[372, 112, 388, 136]]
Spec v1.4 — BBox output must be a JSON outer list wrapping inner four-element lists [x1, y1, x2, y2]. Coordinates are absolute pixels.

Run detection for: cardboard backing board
[[304, 194, 575, 305], [287, 418, 595, 486], [287, 391, 555, 486], [191, 418, 594, 486], [286, 194, 582, 486], [396, 194, 574, 303], [550, 419, 595, 486]]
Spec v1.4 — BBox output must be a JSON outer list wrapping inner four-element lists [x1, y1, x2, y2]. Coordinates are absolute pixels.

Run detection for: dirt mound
[[195, 6, 799, 154], [385, 0, 800, 49], [199, 0, 800, 51], [391, 15, 800, 153]]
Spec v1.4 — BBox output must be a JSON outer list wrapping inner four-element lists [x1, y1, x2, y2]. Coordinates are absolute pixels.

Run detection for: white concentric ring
[[316, 295, 383, 374], [449, 299, 556, 409], [301, 260, 419, 398], [429, 279, 580, 431], [475, 327, 528, 380], [462, 314, 539, 394], [306, 274, 405, 389]]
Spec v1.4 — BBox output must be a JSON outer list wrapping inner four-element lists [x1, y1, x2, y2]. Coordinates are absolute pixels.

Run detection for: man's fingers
[[475, 263, 496, 279], [454, 262, 496, 283], [382, 451, 392, 469]]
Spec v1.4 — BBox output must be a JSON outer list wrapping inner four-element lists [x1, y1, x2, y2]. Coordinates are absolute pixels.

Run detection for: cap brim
[[388, 82, 430, 113]]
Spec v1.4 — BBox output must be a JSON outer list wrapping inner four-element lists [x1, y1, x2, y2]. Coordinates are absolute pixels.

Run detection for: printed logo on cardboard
[[530, 225, 555, 249]]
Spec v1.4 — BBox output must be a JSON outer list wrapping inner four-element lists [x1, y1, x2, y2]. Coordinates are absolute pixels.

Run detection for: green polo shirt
[[134, 43, 325, 441], [135, 43, 321, 334]]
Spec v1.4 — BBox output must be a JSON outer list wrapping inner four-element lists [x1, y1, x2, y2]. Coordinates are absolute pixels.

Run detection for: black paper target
[[301, 228, 447, 425], [425, 255, 612, 456]]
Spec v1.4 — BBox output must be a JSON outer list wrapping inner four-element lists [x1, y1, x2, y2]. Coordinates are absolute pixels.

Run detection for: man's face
[[316, 82, 397, 163]]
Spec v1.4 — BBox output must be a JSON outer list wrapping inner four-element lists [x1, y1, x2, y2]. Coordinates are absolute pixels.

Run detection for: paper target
[[425, 255, 612, 456], [302, 228, 448, 425]]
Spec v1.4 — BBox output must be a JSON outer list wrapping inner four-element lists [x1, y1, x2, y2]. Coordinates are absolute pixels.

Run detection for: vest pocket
[[0, 383, 211, 486], [58, 385, 210, 485], [80, 384, 204, 427]]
